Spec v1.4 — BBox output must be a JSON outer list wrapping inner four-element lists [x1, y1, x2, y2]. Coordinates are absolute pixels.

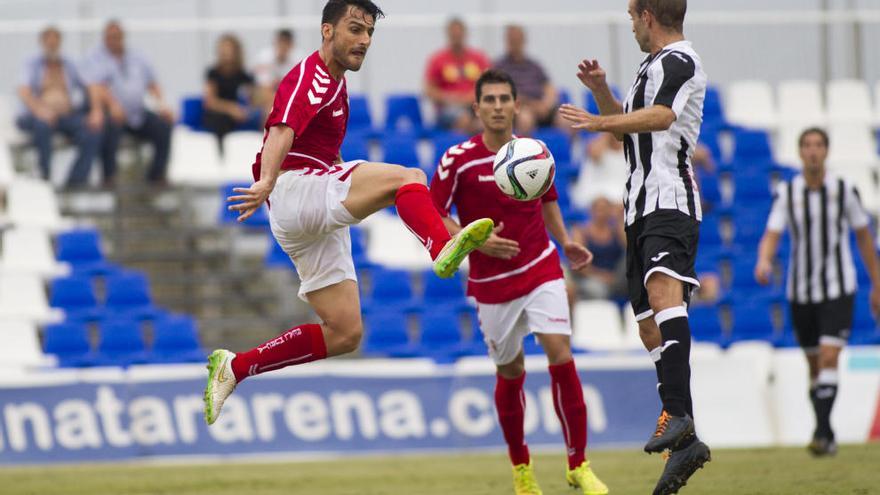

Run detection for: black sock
[[815, 369, 839, 440], [656, 307, 692, 418], [809, 384, 820, 438]]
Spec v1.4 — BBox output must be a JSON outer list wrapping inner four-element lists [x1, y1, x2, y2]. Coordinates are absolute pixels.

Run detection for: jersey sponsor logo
[[651, 252, 670, 262], [332, 108, 344, 117], [478, 175, 495, 182]]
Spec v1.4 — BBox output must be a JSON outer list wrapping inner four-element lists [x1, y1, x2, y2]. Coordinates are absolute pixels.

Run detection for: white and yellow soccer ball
[[492, 137, 556, 201]]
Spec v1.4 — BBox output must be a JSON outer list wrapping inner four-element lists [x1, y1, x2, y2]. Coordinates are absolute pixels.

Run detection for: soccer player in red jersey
[[204, 0, 493, 425], [430, 69, 608, 495]]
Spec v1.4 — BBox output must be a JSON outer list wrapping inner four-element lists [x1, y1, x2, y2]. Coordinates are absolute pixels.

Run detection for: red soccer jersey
[[424, 47, 491, 98], [430, 134, 563, 304], [252, 51, 350, 181]]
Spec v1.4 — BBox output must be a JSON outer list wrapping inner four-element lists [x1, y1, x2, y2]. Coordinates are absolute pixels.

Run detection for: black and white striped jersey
[[622, 40, 707, 227], [767, 173, 871, 304]]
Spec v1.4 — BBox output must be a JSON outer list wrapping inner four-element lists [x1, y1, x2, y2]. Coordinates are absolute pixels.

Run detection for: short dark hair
[[277, 29, 293, 42], [40, 25, 60, 39], [475, 69, 518, 102], [635, 0, 687, 32], [321, 0, 384, 27], [799, 127, 830, 149]]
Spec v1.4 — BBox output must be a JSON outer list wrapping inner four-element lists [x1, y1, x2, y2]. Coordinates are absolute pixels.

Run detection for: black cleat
[[807, 437, 838, 457], [644, 412, 695, 453], [652, 439, 711, 495]]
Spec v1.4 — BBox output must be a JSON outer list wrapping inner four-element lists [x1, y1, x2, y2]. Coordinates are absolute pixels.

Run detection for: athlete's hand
[[870, 286, 880, 317], [754, 259, 773, 285], [559, 104, 605, 132], [227, 179, 273, 222], [577, 59, 608, 92], [477, 222, 521, 260], [563, 242, 593, 271]]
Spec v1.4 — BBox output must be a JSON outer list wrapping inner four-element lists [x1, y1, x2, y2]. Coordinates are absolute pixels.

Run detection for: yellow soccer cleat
[[204, 349, 237, 425], [512, 462, 543, 495], [432, 217, 494, 279], [566, 460, 609, 495]]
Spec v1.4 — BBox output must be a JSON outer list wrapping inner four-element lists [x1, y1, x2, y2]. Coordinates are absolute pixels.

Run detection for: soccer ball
[[492, 137, 556, 201]]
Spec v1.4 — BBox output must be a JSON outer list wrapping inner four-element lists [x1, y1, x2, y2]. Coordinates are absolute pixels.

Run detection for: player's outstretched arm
[[541, 200, 592, 271], [559, 104, 674, 136], [577, 59, 623, 116], [754, 230, 781, 285], [854, 227, 880, 314], [227, 124, 294, 222]]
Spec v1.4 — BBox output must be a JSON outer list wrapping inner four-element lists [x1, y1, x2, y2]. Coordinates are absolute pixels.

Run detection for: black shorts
[[789, 295, 854, 350], [625, 210, 700, 321]]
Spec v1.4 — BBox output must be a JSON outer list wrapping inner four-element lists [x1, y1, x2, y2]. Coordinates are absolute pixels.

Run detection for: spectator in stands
[[494, 25, 560, 136], [253, 29, 303, 113], [424, 18, 490, 133], [16, 26, 101, 186], [202, 33, 258, 151], [571, 133, 629, 210], [568, 196, 627, 300], [83, 20, 173, 185]]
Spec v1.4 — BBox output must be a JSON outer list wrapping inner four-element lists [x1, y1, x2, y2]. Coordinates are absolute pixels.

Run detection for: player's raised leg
[[342, 162, 493, 278]]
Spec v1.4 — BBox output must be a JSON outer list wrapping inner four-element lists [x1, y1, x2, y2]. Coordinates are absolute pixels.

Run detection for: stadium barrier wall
[[0, 348, 878, 465]]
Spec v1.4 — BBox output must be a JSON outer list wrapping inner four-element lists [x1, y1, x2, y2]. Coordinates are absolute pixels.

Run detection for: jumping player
[[430, 69, 608, 495], [204, 0, 493, 424]]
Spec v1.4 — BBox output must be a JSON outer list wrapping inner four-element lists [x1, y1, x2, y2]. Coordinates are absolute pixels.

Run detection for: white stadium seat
[[777, 80, 827, 127], [0, 94, 29, 146], [827, 79, 873, 125], [0, 228, 70, 279], [827, 124, 877, 165], [774, 125, 806, 168], [0, 274, 63, 325], [360, 210, 432, 270], [222, 131, 264, 183], [621, 305, 648, 350], [0, 320, 53, 368], [725, 81, 778, 129], [571, 300, 624, 351], [5, 177, 70, 231], [0, 141, 14, 188], [167, 127, 225, 188]]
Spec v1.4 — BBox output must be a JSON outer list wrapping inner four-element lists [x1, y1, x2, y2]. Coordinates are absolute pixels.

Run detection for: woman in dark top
[[569, 196, 627, 300], [202, 34, 257, 150]]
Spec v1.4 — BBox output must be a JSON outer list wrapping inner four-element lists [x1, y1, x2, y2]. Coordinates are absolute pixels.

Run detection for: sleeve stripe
[[653, 52, 695, 108], [281, 61, 307, 124]]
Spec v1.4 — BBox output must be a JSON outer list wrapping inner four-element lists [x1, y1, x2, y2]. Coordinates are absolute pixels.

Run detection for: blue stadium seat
[[348, 94, 376, 138], [533, 128, 572, 164], [105, 271, 165, 320], [50, 276, 104, 322], [350, 226, 373, 269], [180, 96, 205, 131], [558, 87, 572, 105], [733, 171, 773, 202], [730, 302, 776, 343], [363, 312, 419, 357], [421, 269, 469, 311], [702, 86, 725, 127], [151, 315, 205, 363], [688, 305, 725, 345], [56, 229, 118, 276], [732, 129, 772, 162], [44, 322, 95, 367], [385, 94, 425, 135], [418, 311, 465, 361], [96, 319, 149, 366], [585, 85, 621, 114], [732, 209, 771, 246], [265, 235, 293, 269], [382, 133, 421, 168], [219, 183, 270, 227], [432, 131, 470, 164], [340, 135, 370, 162], [363, 268, 420, 313], [700, 215, 723, 247]]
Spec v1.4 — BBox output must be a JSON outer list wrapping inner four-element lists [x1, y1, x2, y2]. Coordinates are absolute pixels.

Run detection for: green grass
[[3, 445, 880, 495]]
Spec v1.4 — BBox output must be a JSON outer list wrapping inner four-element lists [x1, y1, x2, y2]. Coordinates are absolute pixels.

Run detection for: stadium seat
[[621, 306, 648, 350], [432, 131, 470, 164], [0, 227, 70, 279], [730, 302, 776, 343], [700, 215, 723, 247], [363, 268, 420, 313], [384, 94, 424, 135], [729, 257, 764, 291], [688, 305, 725, 345], [533, 128, 572, 164], [571, 300, 623, 351], [49, 276, 104, 322], [732, 212, 770, 246], [361, 210, 431, 270], [265, 234, 293, 268], [221, 131, 263, 182], [827, 124, 877, 165], [732, 128, 773, 162], [104, 271, 164, 320], [5, 177, 69, 231], [725, 80, 777, 129], [0, 320, 51, 368], [827, 79, 873, 125], [363, 311, 418, 357], [777, 80, 827, 126], [733, 171, 773, 202], [382, 133, 421, 168], [421, 269, 468, 309], [341, 135, 370, 162], [702, 85, 726, 127], [151, 315, 206, 363], [180, 96, 205, 131], [585, 85, 621, 115], [350, 226, 373, 269], [43, 322, 95, 367], [774, 125, 806, 168], [96, 319, 149, 366], [0, 273, 63, 324], [56, 228, 118, 276], [348, 94, 376, 138], [417, 310, 465, 361], [167, 128, 224, 188], [219, 183, 270, 227]]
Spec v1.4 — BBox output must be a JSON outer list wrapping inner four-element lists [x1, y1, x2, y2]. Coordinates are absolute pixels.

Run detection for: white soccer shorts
[[268, 160, 365, 300], [476, 279, 571, 365]]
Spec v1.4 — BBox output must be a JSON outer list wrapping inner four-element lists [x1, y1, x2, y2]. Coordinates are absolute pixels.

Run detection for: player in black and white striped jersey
[[756, 127, 880, 456], [559, 1, 710, 493]]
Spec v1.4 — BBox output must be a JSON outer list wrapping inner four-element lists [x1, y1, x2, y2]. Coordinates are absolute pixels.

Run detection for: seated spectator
[[16, 26, 101, 187], [83, 20, 173, 185], [569, 196, 627, 300], [571, 133, 629, 210], [202, 33, 259, 150], [253, 29, 303, 115], [424, 18, 490, 134], [494, 25, 560, 136]]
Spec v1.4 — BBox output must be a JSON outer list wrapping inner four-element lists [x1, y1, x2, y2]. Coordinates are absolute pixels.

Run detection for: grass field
[[4, 445, 880, 495]]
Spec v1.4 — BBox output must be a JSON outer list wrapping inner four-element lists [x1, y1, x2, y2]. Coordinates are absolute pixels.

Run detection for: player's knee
[[323, 314, 363, 354], [399, 166, 427, 186], [819, 350, 839, 370], [497, 360, 525, 379]]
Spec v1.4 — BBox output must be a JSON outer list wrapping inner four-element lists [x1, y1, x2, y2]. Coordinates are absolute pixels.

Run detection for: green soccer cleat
[[512, 462, 543, 495], [566, 460, 609, 495], [432, 218, 494, 279], [204, 349, 237, 425]]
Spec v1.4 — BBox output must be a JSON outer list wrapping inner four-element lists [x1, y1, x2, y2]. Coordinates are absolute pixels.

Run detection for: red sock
[[495, 372, 530, 466], [549, 360, 587, 470], [395, 183, 451, 260], [231, 323, 327, 382]]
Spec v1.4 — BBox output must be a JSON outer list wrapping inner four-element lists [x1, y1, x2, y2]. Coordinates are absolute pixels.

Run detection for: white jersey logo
[[651, 252, 670, 263], [332, 108, 344, 117]]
